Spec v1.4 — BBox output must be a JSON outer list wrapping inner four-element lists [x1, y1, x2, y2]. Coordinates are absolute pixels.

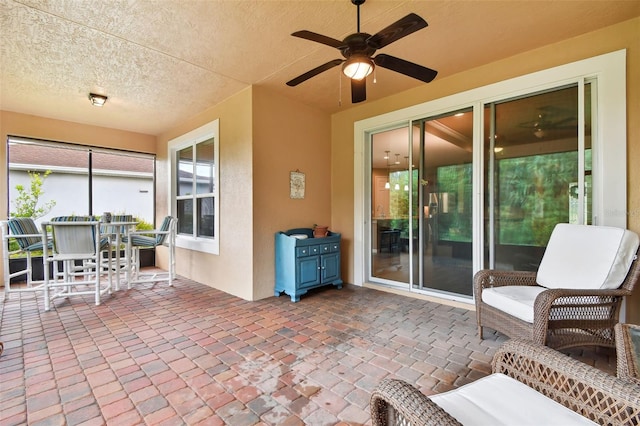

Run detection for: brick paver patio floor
[[0, 276, 615, 425]]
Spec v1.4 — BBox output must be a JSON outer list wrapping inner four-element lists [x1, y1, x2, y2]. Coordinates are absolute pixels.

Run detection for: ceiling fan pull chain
[[373, 67, 377, 84], [338, 70, 342, 106]]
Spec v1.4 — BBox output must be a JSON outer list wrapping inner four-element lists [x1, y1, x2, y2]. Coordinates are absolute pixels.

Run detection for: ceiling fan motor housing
[[341, 33, 376, 58]]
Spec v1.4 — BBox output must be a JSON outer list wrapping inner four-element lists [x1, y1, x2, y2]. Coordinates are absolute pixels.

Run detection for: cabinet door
[[320, 252, 340, 283], [297, 256, 321, 288]]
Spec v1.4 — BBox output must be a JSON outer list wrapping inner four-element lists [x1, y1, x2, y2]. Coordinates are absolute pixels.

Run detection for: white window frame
[[168, 119, 220, 255], [353, 50, 627, 300]]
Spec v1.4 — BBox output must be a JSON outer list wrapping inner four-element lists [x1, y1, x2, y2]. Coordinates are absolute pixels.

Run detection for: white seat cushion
[[537, 224, 639, 290], [481, 286, 546, 323], [430, 373, 596, 425]]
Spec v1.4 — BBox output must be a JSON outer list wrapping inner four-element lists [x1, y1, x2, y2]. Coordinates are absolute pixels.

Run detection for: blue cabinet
[[275, 228, 342, 302]]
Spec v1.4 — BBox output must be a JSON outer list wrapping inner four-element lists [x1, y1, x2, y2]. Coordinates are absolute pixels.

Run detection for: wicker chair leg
[[478, 325, 483, 339]]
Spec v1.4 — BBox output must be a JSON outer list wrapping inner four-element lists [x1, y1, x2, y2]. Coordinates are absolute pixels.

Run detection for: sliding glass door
[[417, 109, 474, 296], [369, 108, 475, 296], [367, 83, 593, 298], [358, 52, 625, 303], [371, 127, 412, 284], [484, 84, 592, 270]]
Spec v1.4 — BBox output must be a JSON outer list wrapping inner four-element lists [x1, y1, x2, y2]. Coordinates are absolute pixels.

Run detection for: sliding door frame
[[354, 49, 627, 305]]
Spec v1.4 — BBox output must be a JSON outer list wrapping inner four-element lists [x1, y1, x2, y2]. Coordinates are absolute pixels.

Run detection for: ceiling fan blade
[[351, 78, 366, 103], [292, 30, 344, 49], [367, 13, 427, 49], [286, 59, 343, 87], [374, 54, 437, 83]]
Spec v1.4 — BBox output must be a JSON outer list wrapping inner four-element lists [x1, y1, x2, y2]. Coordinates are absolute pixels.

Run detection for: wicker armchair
[[475, 224, 640, 350], [370, 339, 640, 425]]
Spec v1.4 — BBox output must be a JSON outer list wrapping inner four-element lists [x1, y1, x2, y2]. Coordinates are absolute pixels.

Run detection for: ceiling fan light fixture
[[88, 93, 108, 107], [342, 55, 374, 80]]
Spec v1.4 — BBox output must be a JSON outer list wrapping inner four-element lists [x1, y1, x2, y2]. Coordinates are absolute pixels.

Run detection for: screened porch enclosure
[[7, 138, 155, 226]]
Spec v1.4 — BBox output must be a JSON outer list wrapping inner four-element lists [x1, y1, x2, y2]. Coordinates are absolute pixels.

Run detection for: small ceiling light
[[88, 93, 108, 107], [342, 55, 374, 80]]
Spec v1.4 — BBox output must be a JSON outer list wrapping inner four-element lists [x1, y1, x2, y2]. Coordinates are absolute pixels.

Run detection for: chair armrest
[[533, 287, 629, 323], [6, 232, 43, 240], [534, 287, 631, 311], [129, 229, 170, 236], [493, 339, 640, 424], [473, 269, 538, 294], [615, 323, 640, 379], [370, 379, 462, 426]]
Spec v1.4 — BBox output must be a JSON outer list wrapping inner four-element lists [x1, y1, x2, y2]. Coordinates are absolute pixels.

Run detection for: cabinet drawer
[[320, 242, 339, 253], [295, 247, 311, 257], [296, 245, 321, 257]]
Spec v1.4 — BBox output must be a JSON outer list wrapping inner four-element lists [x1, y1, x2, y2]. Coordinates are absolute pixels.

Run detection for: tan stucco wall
[[155, 85, 331, 301], [331, 17, 640, 322], [156, 88, 255, 300], [252, 86, 332, 300]]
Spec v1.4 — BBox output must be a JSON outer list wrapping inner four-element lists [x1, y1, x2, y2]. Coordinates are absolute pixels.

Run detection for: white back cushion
[[537, 224, 639, 290]]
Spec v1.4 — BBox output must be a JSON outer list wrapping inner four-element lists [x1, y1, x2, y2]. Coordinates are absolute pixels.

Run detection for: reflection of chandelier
[[384, 151, 390, 189], [404, 156, 409, 191]]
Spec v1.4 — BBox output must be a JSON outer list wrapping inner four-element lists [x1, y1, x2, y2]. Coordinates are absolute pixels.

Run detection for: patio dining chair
[[2, 217, 52, 295], [100, 214, 135, 290], [41, 218, 112, 311], [127, 216, 177, 288], [475, 223, 640, 350]]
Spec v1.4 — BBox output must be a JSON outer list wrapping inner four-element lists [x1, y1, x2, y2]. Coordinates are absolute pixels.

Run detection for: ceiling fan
[[286, 0, 438, 104], [518, 106, 577, 138]]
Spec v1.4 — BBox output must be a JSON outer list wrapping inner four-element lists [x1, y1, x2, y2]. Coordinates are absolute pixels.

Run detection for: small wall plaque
[[290, 170, 305, 199]]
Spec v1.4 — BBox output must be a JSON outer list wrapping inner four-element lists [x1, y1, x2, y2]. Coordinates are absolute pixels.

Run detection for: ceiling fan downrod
[[352, 0, 366, 33]]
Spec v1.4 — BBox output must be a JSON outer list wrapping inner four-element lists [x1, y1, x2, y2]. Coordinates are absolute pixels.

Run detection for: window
[[169, 119, 220, 254]]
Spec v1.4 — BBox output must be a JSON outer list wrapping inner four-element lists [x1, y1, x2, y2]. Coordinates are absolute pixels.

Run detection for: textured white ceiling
[[1, 0, 639, 136]]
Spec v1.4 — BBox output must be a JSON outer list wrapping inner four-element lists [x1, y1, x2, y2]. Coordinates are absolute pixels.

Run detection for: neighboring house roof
[[8, 143, 153, 173]]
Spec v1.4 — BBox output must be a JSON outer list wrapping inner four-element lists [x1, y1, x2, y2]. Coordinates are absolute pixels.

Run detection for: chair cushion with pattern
[[156, 216, 173, 245], [8, 217, 43, 251]]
